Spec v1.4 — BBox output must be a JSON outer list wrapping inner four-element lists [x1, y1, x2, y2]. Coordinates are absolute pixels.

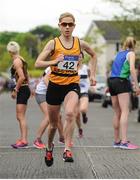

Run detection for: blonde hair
[[59, 12, 75, 23], [7, 41, 20, 53], [122, 36, 136, 50]]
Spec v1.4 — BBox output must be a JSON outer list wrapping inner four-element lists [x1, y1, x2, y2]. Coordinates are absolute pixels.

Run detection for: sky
[[0, 0, 130, 37]]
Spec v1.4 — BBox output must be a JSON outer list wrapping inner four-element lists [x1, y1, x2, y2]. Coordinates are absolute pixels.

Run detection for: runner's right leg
[[45, 104, 60, 166], [111, 95, 121, 147], [34, 102, 49, 149]]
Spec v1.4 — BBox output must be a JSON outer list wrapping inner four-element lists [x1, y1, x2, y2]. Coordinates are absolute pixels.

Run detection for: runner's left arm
[[80, 40, 97, 86]]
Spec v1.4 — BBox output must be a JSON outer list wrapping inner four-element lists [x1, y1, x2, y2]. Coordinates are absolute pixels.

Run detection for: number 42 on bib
[[58, 55, 79, 71]]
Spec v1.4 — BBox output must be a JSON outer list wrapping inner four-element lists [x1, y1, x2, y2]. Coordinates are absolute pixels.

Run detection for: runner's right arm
[[35, 40, 64, 68], [129, 51, 140, 95]]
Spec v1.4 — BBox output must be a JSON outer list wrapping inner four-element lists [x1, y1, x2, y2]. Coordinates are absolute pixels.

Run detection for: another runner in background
[[76, 52, 90, 138], [34, 67, 64, 149], [7, 41, 31, 149], [109, 36, 140, 150]]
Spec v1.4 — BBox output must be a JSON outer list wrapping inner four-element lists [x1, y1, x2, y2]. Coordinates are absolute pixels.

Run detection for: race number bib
[[58, 55, 79, 71]]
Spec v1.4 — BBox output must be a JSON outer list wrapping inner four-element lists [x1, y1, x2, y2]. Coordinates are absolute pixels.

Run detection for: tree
[[103, 0, 140, 40], [30, 25, 60, 41], [0, 32, 19, 44], [0, 24, 61, 74], [103, 0, 140, 65], [103, 0, 140, 19], [14, 33, 38, 58]]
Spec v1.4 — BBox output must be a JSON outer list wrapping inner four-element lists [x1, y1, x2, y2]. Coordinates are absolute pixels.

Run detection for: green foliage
[[0, 24, 60, 75], [103, 0, 140, 40], [0, 44, 12, 72], [0, 31, 19, 44], [0, 51, 12, 72], [20, 47, 35, 70], [111, 20, 140, 41], [37, 36, 54, 53], [30, 25, 60, 40], [14, 32, 38, 58], [103, 0, 140, 62], [0, 44, 6, 56], [29, 69, 43, 77]]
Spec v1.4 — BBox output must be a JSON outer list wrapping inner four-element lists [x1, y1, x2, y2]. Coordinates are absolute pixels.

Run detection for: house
[[85, 20, 122, 76]]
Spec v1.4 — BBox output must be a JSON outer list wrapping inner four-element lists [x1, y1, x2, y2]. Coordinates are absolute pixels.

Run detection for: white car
[[88, 75, 106, 102]]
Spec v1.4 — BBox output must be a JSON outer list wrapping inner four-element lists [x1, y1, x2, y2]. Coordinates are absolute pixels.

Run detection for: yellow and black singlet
[[49, 37, 81, 85], [11, 57, 28, 85]]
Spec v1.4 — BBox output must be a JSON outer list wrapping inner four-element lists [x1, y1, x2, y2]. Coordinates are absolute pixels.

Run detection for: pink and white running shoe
[[120, 141, 139, 150]]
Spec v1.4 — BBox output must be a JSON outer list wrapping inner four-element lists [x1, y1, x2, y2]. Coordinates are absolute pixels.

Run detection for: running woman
[[7, 41, 31, 149], [33, 67, 64, 149], [108, 36, 140, 150], [76, 55, 90, 138], [35, 12, 97, 166]]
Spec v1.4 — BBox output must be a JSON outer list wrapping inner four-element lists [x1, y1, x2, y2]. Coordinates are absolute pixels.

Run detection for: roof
[[86, 20, 140, 41], [93, 21, 121, 41]]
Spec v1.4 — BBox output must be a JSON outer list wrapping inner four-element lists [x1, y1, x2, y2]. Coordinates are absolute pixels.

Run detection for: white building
[[86, 21, 121, 76]]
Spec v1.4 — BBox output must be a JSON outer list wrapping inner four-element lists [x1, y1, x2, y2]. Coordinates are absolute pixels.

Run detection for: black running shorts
[[17, 85, 31, 104], [46, 81, 80, 105], [108, 77, 132, 96], [80, 92, 89, 99]]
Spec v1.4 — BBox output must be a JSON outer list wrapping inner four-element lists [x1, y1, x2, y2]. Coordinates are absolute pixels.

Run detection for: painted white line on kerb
[[0, 145, 113, 149]]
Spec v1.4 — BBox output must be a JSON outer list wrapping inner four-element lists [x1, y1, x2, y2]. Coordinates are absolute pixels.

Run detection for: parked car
[[88, 75, 106, 102], [101, 87, 112, 108]]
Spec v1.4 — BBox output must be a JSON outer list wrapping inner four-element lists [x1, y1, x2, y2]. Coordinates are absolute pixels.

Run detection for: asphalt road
[[0, 92, 140, 179]]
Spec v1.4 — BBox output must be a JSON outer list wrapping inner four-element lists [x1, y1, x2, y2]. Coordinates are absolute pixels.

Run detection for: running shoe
[[68, 141, 74, 147], [82, 113, 88, 124], [11, 140, 28, 149], [16, 139, 22, 143], [78, 128, 83, 138], [33, 138, 45, 149], [63, 150, 74, 162], [58, 137, 65, 144], [119, 141, 139, 150], [113, 141, 121, 148], [45, 144, 54, 167]]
